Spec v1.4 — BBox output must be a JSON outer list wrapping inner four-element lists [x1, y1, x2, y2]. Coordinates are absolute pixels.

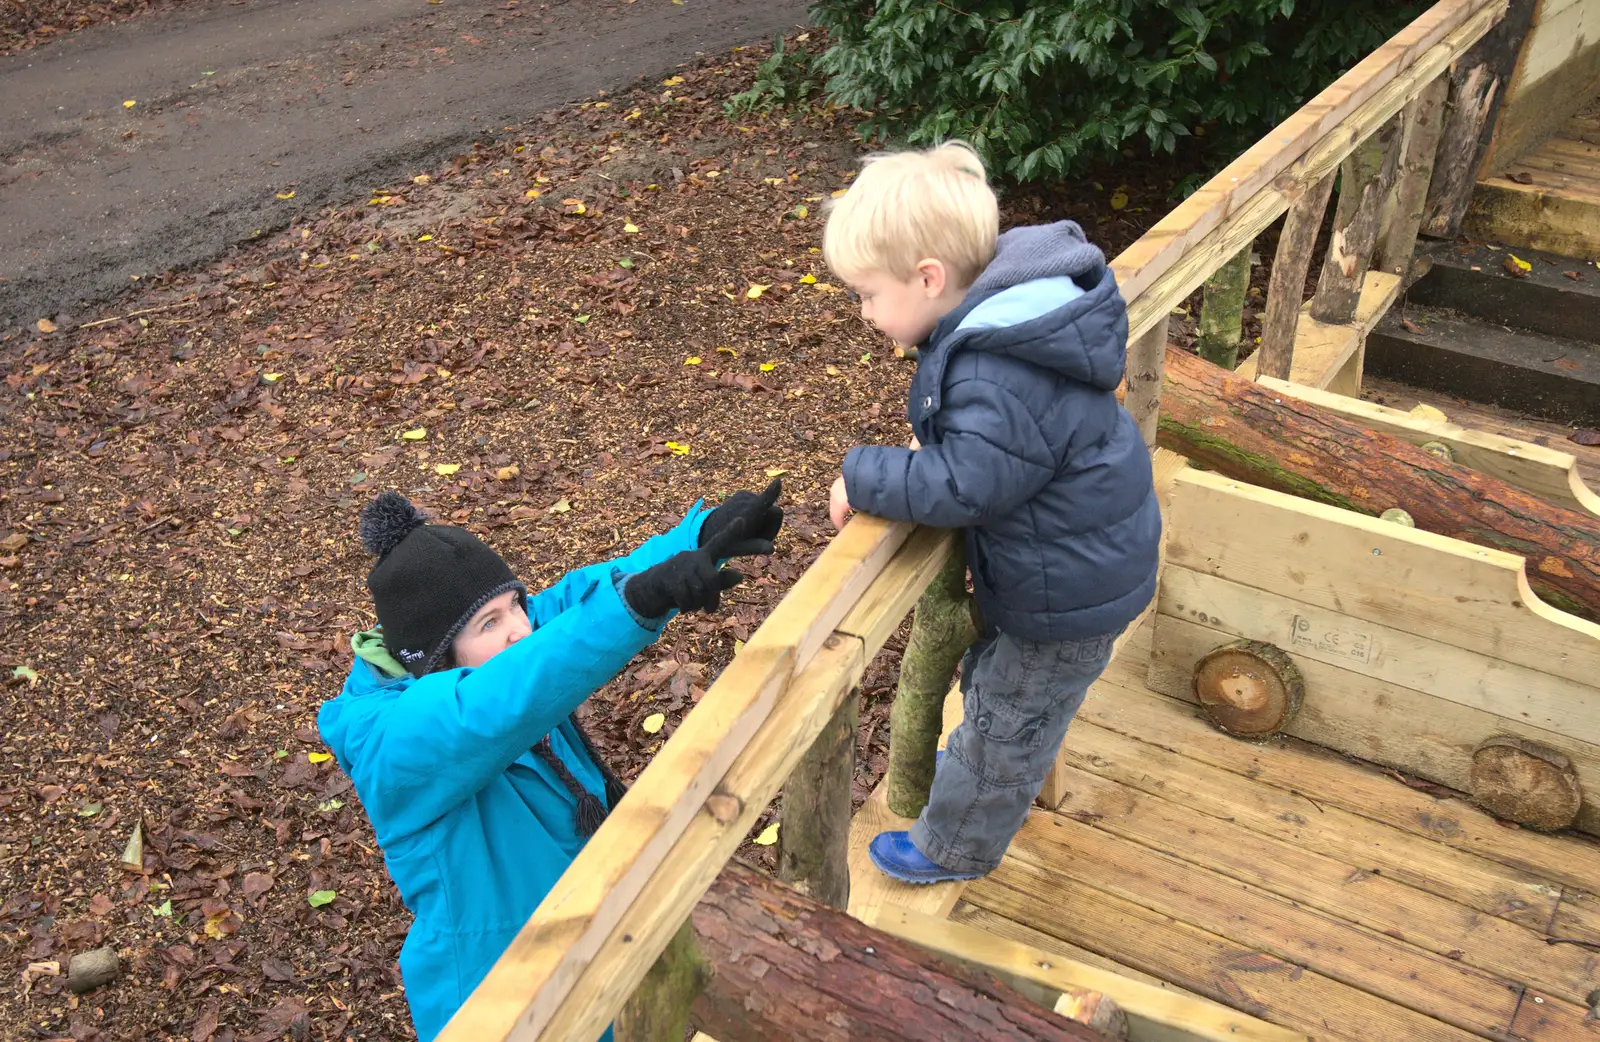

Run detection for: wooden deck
[[1465, 92, 1600, 258], [848, 621, 1600, 1042]]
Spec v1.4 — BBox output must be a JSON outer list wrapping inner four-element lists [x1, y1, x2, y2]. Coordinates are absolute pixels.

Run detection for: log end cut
[[1193, 640, 1305, 738], [1470, 736, 1583, 831]]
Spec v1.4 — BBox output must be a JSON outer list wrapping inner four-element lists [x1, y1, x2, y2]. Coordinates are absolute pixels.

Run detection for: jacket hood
[[933, 221, 1126, 392]]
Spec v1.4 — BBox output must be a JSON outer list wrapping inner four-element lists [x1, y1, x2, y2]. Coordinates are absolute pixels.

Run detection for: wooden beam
[[1373, 75, 1450, 279], [1255, 173, 1335, 381], [1112, 0, 1506, 340], [1196, 247, 1253, 370], [1125, 317, 1171, 448], [1256, 377, 1600, 515], [1310, 116, 1404, 325], [859, 906, 1308, 1042], [1119, 0, 1507, 342], [440, 515, 915, 1042], [777, 688, 857, 910]]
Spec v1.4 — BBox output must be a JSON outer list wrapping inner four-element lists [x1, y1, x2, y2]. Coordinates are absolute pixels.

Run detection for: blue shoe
[[868, 830, 985, 884]]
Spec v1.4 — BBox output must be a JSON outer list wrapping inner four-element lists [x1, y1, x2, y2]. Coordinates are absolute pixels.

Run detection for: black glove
[[624, 516, 772, 619], [699, 478, 783, 554]]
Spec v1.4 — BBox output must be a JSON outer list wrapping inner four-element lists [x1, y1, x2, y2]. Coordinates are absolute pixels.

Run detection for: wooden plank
[[1462, 175, 1600, 258], [1050, 763, 1600, 1005], [846, 743, 969, 925], [1256, 173, 1336, 381], [835, 524, 958, 656], [862, 905, 1309, 1042], [1083, 669, 1600, 895], [1057, 718, 1563, 932], [966, 859, 1488, 1042], [1117, 0, 1507, 340], [1258, 376, 1600, 514], [1126, 317, 1171, 447], [1236, 271, 1402, 387], [1159, 565, 1600, 739], [442, 515, 914, 1042], [1374, 74, 1451, 278], [1111, 0, 1503, 329], [1163, 468, 1600, 688], [1004, 811, 1539, 1039]]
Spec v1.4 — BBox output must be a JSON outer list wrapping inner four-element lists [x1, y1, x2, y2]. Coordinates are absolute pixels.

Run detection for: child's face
[[451, 589, 531, 669], [849, 261, 965, 348]]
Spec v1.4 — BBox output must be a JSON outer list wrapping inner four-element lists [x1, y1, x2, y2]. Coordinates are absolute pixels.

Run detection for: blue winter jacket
[[317, 507, 708, 1042], [843, 221, 1161, 641]]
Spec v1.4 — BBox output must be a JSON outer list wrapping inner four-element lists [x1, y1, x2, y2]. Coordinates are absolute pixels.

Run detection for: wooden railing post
[[777, 687, 858, 910], [1373, 74, 1450, 282], [1256, 173, 1336, 381], [886, 544, 975, 818], [1196, 247, 1253, 370], [615, 921, 712, 1042], [1310, 115, 1404, 325], [1125, 317, 1170, 448]]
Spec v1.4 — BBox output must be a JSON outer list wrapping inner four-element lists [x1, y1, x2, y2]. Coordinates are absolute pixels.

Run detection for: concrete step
[[1410, 241, 1600, 345], [1364, 305, 1600, 427]]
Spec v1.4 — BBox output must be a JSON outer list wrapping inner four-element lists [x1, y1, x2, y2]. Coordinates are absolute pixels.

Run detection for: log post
[[777, 688, 858, 910], [1196, 247, 1252, 371], [1125, 317, 1170, 449], [615, 921, 712, 1042], [1256, 173, 1335, 382], [1421, 0, 1538, 238], [1310, 116, 1403, 325], [690, 861, 1113, 1042], [1192, 639, 1305, 738], [1470, 736, 1583, 831], [1373, 75, 1450, 281], [1155, 346, 1600, 622], [886, 544, 976, 818]]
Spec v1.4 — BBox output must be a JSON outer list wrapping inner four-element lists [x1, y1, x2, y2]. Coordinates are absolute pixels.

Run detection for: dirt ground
[[0, 33, 1210, 1040]]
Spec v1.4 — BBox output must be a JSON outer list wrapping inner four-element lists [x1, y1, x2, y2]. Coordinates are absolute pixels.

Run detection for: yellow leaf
[[435, 368, 451, 378], [799, 274, 817, 284], [525, 189, 541, 199], [548, 497, 572, 514], [308, 752, 332, 763], [496, 465, 520, 481], [276, 191, 296, 200], [1110, 188, 1129, 210], [764, 177, 783, 186], [665, 441, 690, 456], [593, 101, 610, 109], [417, 234, 433, 242], [204, 911, 235, 940], [623, 221, 640, 233], [1508, 254, 1532, 272], [717, 346, 737, 357], [663, 74, 685, 85], [36, 318, 57, 334], [625, 108, 642, 120], [746, 284, 769, 299], [413, 173, 432, 184], [793, 205, 809, 218], [759, 362, 777, 372], [262, 372, 283, 383], [765, 467, 787, 477], [684, 356, 702, 365], [831, 188, 848, 198], [435, 463, 461, 476], [754, 822, 779, 845], [123, 99, 137, 109], [642, 712, 666, 734], [825, 364, 841, 376], [401, 428, 427, 441]]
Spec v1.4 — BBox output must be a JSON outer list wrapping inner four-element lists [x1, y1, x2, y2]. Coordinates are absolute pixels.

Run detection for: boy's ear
[[915, 258, 948, 299]]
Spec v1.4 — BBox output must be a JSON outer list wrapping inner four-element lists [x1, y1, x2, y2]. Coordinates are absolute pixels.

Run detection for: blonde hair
[[823, 141, 999, 289]]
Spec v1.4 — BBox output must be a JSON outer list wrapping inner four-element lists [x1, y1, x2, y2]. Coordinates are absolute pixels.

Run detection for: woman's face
[[449, 589, 531, 669]]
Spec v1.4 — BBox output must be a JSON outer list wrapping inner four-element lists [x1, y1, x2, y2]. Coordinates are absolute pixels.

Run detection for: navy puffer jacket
[[843, 222, 1161, 642]]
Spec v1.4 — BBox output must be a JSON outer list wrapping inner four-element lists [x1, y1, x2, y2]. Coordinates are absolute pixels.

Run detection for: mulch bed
[[1, 0, 204, 55], [0, 39, 1196, 1042]]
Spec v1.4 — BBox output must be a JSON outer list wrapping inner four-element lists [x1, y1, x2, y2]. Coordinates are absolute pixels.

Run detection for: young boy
[[824, 142, 1161, 884], [318, 480, 780, 1041]]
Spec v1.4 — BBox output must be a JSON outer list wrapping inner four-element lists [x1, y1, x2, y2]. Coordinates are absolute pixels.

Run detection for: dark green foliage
[[803, 0, 1427, 181]]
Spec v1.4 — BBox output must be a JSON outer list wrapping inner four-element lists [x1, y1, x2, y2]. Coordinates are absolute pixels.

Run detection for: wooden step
[[1364, 305, 1600, 426], [1409, 241, 1600, 345]]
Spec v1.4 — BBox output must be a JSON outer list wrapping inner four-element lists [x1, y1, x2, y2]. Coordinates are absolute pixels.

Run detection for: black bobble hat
[[359, 491, 526, 677]]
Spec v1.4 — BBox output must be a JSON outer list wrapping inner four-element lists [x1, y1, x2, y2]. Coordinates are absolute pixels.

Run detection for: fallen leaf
[[793, 205, 809, 218], [1571, 429, 1600, 446], [241, 872, 274, 897], [90, 893, 114, 916], [307, 751, 332, 764], [413, 173, 432, 184], [401, 428, 427, 441], [262, 372, 283, 383], [642, 712, 666, 734], [1, 533, 27, 552], [1504, 254, 1532, 277], [665, 441, 690, 456], [574, 314, 591, 324], [77, 801, 103, 818], [123, 99, 136, 109], [831, 188, 848, 198], [825, 365, 841, 376], [765, 468, 787, 477], [717, 346, 737, 357], [746, 284, 769, 299], [261, 956, 295, 982], [203, 909, 238, 940], [152, 899, 173, 917], [618, 257, 635, 268], [307, 890, 337, 908], [496, 465, 520, 481], [435, 463, 461, 476], [36, 318, 57, 334], [122, 823, 143, 869], [759, 362, 777, 372], [317, 798, 345, 812], [662, 76, 685, 87], [754, 822, 779, 845], [1508, 171, 1534, 184], [276, 191, 295, 200], [1554, 358, 1582, 371], [524, 189, 541, 199], [684, 356, 702, 365], [12, 665, 38, 687], [417, 234, 434, 242], [1110, 188, 1129, 210], [799, 274, 817, 284], [624, 221, 640, 233], [548, 498, 571, 514], [1400, 318, 1425, 334]]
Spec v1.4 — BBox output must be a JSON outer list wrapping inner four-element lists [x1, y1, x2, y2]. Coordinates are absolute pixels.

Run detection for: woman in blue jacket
[[318, 481, 781, 1041]]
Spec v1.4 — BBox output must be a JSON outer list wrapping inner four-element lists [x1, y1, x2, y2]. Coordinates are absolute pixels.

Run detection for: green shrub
[[807, 0, 1427, 182]]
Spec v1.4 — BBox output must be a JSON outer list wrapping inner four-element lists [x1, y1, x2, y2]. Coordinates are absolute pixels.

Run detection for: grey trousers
[[909, 626, 1122, 874]]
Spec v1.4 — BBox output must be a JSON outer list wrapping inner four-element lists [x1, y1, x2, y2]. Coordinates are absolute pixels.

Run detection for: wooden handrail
[[441, 2, 1512, 1039]]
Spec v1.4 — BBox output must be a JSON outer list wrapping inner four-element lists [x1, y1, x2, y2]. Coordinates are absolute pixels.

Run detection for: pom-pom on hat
[[359, 491, 525, 677]]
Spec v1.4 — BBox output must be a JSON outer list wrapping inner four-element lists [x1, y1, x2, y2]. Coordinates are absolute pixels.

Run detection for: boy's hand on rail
[[829, 475, 852, 531]]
